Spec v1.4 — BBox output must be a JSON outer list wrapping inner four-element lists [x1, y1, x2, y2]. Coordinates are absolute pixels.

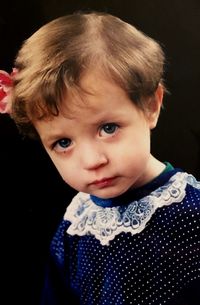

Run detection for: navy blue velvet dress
[[40, 167, 200, 305]]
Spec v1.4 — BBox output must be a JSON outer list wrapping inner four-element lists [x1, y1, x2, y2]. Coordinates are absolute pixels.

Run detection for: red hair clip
[[0, 68, 17, 114]]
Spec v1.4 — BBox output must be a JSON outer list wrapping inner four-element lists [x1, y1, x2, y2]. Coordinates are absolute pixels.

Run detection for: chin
[[91, 189, 125, 199]]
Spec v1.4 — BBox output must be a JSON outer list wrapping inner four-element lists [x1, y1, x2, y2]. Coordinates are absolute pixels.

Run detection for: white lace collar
[[64, 172, 200, 246]]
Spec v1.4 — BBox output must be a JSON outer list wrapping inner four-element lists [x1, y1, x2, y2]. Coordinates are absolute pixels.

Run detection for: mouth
[[89, 177, 117, 188]]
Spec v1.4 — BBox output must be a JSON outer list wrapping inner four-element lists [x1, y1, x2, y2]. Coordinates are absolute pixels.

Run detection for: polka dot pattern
[[46, 171, 200, 305]]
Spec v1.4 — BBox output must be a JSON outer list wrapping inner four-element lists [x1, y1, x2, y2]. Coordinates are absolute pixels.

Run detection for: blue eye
[[58, 138, 71, 148], [100, 123, 118, 136], [53, 138, 72, 151]]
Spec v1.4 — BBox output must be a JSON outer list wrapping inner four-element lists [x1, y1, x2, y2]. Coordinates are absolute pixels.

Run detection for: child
[[1, 11, 199, 305]]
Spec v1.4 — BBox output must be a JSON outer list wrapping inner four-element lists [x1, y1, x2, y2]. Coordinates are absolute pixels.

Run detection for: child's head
[[10, 11, 166, 198], [11, 11, 165, 138]]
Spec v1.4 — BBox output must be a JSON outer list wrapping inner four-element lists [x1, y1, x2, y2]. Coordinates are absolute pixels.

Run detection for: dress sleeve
[[39, 219, 79, 305]]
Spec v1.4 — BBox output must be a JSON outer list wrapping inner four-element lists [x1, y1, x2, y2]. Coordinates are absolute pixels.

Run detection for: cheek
[[51, 159, 85, 191], [112, 131, 151, 169], [57, 162, 74, 180], [57, 165, 81, 189], [46, 154, 76, 184], [116, 129, 150, 157]]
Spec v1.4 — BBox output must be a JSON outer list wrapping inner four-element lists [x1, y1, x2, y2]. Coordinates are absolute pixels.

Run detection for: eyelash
[[51, 123, 119, 152]]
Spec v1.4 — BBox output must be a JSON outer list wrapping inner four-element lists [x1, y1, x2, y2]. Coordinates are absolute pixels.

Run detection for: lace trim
[[64, 172, 200, 246]]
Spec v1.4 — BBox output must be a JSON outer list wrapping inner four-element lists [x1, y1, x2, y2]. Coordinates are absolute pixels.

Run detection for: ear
[[147, 84, 164, 129]]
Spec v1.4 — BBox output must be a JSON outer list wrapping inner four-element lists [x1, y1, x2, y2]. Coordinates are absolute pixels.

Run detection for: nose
[[79, 142, 108, 170]]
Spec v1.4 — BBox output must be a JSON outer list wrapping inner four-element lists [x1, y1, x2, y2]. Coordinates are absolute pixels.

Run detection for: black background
[[1, 1, 200, 304]]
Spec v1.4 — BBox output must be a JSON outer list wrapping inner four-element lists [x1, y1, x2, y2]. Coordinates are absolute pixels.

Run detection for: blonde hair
[[12, 11, 165, 137]]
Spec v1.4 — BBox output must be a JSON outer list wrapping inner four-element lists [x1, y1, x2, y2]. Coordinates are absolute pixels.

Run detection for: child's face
[[35, 70, 162, 199]]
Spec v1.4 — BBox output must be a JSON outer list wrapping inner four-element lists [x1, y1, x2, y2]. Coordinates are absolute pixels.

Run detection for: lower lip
[[92, 177, 117, 188]]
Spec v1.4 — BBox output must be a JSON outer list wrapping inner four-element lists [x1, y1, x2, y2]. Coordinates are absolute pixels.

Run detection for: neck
[[133, 155, 166, 189]]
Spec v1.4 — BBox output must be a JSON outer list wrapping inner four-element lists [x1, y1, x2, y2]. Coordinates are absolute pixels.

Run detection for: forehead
[[60, 69, 129, 116]]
